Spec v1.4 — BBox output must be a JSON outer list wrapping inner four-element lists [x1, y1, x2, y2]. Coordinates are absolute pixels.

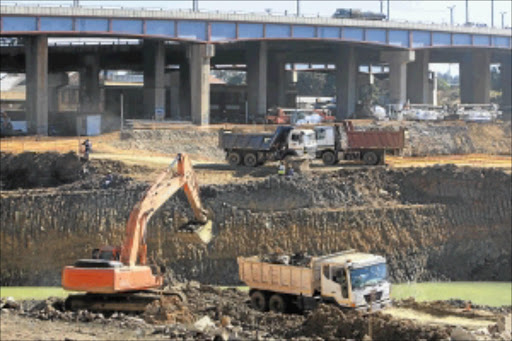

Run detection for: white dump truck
[[238, 250, 391, 313]]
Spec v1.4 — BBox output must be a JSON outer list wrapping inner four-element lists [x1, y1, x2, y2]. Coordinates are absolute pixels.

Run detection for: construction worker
[[82, 139, 92, 160], [286, 165, 294, 177], [278, 161, 286, 176], [102, 173, 113, 189]]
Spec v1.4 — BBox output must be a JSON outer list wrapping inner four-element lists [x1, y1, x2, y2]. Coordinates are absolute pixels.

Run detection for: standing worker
[[278, 161, 286, 176], [82, 139, 92, 161]]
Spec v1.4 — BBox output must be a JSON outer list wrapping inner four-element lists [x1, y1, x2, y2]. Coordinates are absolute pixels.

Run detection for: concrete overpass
[[1, 4, 511, 134]]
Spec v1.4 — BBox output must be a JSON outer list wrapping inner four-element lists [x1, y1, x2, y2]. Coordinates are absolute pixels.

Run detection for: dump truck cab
[[287, 128, 317, 158], [316, 252, 391, 311]]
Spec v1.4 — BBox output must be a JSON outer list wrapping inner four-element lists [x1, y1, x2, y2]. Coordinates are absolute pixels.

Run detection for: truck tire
[[363, 151, 379, 165], [269, 294, 287, 313], [250, 291, 268, 312], [322, 151, 337, 166], [227, 152, 242, 166], [244, 153, 258, 167]]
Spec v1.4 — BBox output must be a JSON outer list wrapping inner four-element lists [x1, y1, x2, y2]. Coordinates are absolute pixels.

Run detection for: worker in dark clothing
[[82, 139, 92, 160], [102, 173, 113, 189]]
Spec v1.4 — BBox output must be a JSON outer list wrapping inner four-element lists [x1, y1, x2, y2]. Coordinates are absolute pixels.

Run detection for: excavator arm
[[120, 153, 210, 267]]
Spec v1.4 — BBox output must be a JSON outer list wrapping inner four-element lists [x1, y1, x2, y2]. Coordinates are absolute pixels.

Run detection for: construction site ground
[[0, 120, 511, 340]]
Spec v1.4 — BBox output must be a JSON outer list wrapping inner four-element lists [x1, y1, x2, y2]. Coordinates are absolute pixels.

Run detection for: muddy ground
[[1, 286, 511, 341]]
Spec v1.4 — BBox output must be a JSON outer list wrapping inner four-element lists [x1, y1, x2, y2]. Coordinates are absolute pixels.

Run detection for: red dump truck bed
[[343, 122, 405, 150]]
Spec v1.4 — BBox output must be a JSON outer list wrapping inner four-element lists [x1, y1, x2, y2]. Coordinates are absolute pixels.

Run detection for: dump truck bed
[[219, 126, 293, 151], [238, 256, 315, 297], [346, 129, 405, 150]]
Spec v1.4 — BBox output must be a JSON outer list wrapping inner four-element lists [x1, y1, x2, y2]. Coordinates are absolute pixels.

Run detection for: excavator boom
[[62, 153, 212, 295]]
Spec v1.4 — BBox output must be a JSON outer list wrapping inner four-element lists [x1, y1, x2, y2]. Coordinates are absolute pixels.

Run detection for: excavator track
[[65, 289, 186, 313]]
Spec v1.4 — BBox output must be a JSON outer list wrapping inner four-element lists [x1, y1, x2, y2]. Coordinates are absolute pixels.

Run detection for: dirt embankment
[[110, 122, 512, 162], [1, 165, 510, 286]]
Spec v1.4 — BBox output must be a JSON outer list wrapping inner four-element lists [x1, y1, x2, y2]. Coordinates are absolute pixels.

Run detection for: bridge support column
[[167, 71, 180, 119], [179, 62, 191, 120], [79, 54, 101, 114], [335, 46, 357, 120], [25, 35, 48, 135], [381, 50, 415, 108], [188, 44, 213, 125], [267, 54, 286, 108], [143, 40, 166, 119], [247, 42, 268, 121], [460, 51, 491, 104], [500, 57, 511, 110], [407, 50, 430, 104], [48, 73, 69, 114]]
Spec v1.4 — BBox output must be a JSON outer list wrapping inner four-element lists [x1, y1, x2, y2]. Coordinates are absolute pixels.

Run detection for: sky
[[9, 0, 512, 27]]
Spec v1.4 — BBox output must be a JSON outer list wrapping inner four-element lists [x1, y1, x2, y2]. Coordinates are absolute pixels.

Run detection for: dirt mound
[[0, 152, 83, 189], [143, 295, 194, 324], [300, 304, 450, 340], [116, 129, 225, 161]]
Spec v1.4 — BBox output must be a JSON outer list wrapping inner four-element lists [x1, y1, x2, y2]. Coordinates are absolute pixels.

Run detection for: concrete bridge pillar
[[267, 53, 287, 108], [335, 46, 357, 120], [179, 62, 191, 120], [48, 73, 69, 114], [459, 51, 491, 104], [25, 35, 48, 135], [79, 54, 100, 114], [407, 50, 430, 104], [143, 40, 165, 120], [247, 42, 268, 120], [500, 57, 511, 109], [188, 44, 213, 125], [381, 50, 415, 108], [166, 71, 180, 119]]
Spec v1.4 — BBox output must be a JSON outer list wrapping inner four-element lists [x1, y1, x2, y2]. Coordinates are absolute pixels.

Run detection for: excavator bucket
[[176, 220, 213, 244]]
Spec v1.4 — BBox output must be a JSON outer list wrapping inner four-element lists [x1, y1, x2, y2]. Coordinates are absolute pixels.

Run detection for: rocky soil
[[1, 288, 511, 341]]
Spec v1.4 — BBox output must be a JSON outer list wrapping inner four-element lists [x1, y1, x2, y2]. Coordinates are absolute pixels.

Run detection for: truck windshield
[[350, 263, 387, 289]]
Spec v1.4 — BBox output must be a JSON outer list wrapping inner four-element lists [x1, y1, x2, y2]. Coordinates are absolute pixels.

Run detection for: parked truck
[[219, 126, 317, 167], [238, 250, 391, 313], [314, 122, 405, 166], [333, 8, 386, 20]]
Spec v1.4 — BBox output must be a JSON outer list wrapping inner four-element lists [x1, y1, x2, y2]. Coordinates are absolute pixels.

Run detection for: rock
[[3, 297, 19, 309], [194, 316, 216, 332], [451, 326, 477, 341]]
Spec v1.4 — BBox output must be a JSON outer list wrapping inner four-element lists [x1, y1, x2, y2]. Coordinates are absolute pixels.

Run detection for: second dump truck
[[314, 121, 405, 166], [238, 250, 391, 313]]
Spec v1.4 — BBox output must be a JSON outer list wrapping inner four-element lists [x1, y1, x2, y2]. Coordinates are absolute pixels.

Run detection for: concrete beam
[[407, 50, 430, 104], [247, 42, 268, 120], [188, 44, 213, 125], [143, 40, 165, 119], [25, 35, 48, 135], [381, 50, 415, 106], [335, 46, 357, 120], [460, 50, 491, 104], [79, 54, 101, 114]]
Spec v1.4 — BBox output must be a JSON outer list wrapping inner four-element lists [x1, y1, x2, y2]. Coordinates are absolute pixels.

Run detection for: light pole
[[380, 0, 384, 14], [297, 0, 300, 17], [192, 0, 198, 12], [73, 0, 79, 7], [448, 5, 455, 26], [465, 0, 469, 24], [387, 0, 390, 20], [501, 12, 507, 28], [491, 0, 494, 27]]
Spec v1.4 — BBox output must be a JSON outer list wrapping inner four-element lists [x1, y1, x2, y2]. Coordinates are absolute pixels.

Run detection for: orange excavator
[[62, 153, 212, 312]]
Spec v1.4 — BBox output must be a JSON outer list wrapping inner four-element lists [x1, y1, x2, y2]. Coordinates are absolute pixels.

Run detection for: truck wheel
[[363, 151, 379, 165], [227, 152, 242, 166], [322, 151, 337, 166], [269, 294, 287, 313], [250, 291, 268, 312], [244, 153, 258, 167]]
